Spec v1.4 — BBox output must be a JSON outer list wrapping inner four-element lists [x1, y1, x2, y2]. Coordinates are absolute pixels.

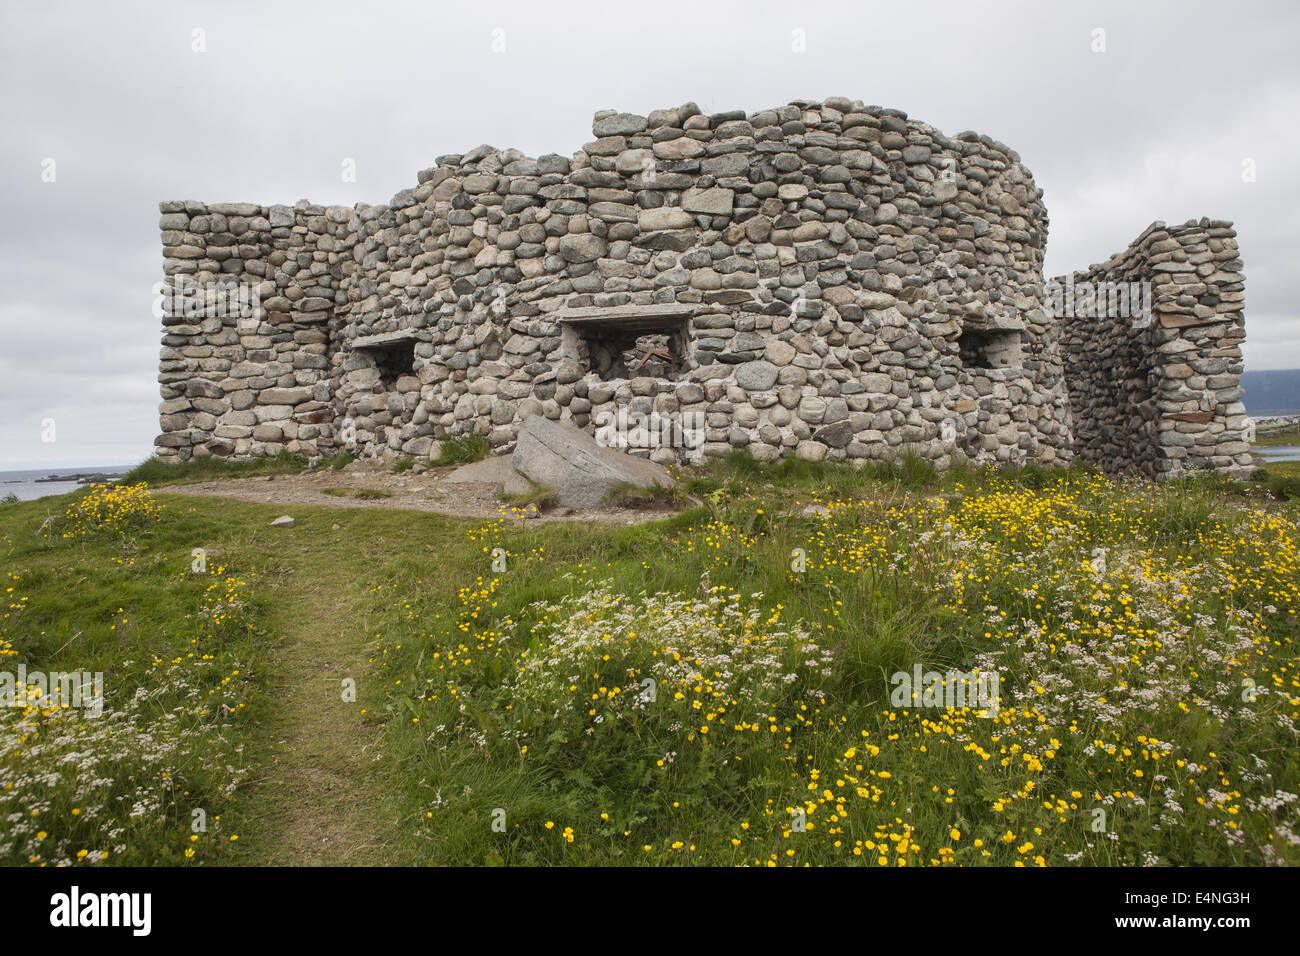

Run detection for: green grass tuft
[[121, 450, 310, 487], [432, 434, 489, 466]]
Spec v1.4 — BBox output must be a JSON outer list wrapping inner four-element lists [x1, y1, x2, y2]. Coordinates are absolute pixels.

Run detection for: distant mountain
[[1242, 369, 1300, 416]]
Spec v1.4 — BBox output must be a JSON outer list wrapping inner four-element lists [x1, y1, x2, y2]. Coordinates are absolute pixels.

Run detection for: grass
[[322, 487, 394, 500], [363, 455, 1300, 867], [329, 451, 357, 471], [1252, 420, 1300, 448], [605, 481, 689, 509], [211, 504, 420, 864], [0, 486, 267, 864], [0, 488, 455, 866], [1262, 459, 1300, 479], [431, 434, 489, 466], [681, 447, 939, 502], [121, 450, 311, 488], [497, 483, 557, 512], [1254, 460, 1300, 501], [4, 453, 1298, 867]]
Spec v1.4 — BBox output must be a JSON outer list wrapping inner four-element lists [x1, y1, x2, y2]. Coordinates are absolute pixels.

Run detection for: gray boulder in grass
[[443, 454, 536, 496], [511, 416, 676, 509]]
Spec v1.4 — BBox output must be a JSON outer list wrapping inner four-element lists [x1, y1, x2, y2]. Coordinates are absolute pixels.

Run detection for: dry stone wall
[[157, 201, 352, 459], [1055, 219, 1251, 478], [154, 97, 1246, 478]]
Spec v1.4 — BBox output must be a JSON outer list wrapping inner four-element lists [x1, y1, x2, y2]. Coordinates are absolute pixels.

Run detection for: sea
[[1256, 446, 1300, 462], [0, 468, 128, 502]]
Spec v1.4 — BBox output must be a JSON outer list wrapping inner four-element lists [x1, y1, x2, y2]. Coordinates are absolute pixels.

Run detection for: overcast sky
[[2, 0, 1296, 468]]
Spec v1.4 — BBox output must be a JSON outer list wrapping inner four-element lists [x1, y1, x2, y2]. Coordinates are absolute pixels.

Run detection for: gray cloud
[[2, 0, 1296, 467]]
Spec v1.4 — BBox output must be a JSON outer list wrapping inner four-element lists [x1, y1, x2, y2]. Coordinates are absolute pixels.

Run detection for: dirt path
[[157, 463, 678, 525], [167, 467, 682, 864], [236, 541, 406, 865]]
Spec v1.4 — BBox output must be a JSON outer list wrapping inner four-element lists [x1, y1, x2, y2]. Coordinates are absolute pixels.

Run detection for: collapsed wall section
[[1055, 219, 1251, 478]]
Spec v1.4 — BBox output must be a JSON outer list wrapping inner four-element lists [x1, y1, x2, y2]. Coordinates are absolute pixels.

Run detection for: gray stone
[[682, 187, 734, 216], [557, 233, 608, 263], [511, 416, 677, 509], [638, 207, 694, 231], [444, 455, 534, 496], [594, 112, 649, 137], [734, 361, 779, 390]]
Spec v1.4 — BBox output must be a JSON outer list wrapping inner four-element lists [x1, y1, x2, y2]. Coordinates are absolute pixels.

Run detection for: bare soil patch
[[154, 460, 681, 525]]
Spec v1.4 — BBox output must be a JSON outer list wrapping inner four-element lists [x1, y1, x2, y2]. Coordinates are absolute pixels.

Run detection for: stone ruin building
[[154, 96, 1252, 479]]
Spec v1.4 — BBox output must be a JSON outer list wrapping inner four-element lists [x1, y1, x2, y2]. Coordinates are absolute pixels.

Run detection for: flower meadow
[[376, 467, 1300, 866], [2, 461, 1297, 868], [1, 486, 259, 866], [55, 482, 161, 540]]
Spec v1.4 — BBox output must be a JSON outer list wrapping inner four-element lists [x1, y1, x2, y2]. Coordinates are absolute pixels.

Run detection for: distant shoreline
[[0, 467, 131, 503], [31, 470, 126, 485]]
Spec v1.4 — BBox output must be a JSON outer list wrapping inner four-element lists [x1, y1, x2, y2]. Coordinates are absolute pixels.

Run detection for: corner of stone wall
[[155, 200, 354, 462], [1056, 218, 1250, 478]]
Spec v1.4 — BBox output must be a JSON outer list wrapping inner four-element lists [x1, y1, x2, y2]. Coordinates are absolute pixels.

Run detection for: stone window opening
[[583, 328, 687, 382], [958, 327, 1024, 370], [557, 304, 696, 384], [353, 330, 419, 390], [370, 341, 415, 389]]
